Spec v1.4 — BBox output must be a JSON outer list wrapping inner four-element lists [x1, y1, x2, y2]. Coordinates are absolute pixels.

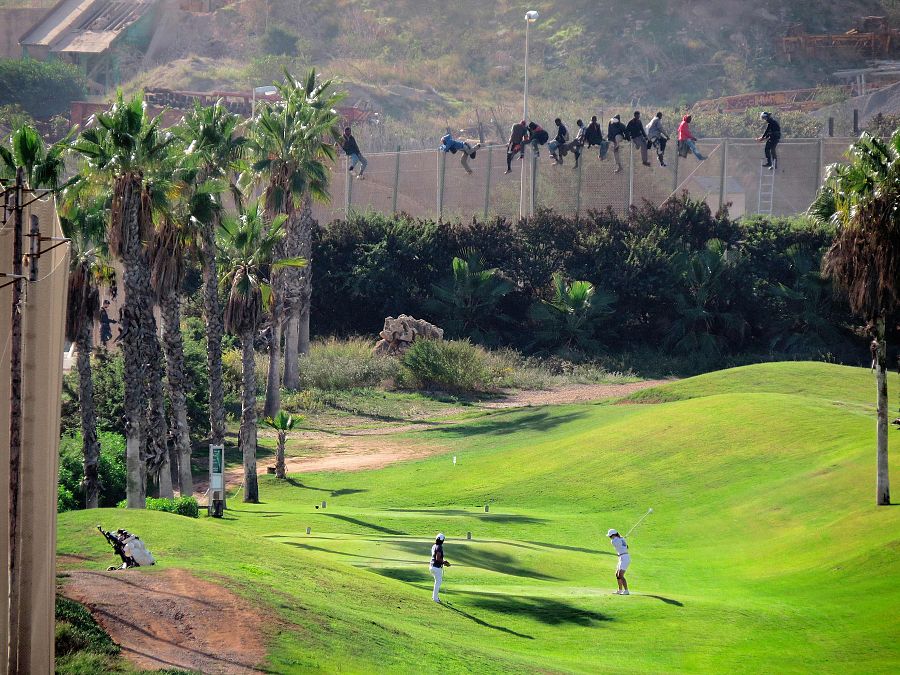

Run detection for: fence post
[[437, 150, 446, 220], [575, 154, 583, 219], [627, 140, 634, 211], [853, 108, 859, 135], [816, 137, 824, 190], [718, 138, 728, 213], [530, 150, 538, 217], [828, 117, 834, 137], [483, 145, 493, 220], [344, 156, 352, 216], [672, 144, 680, 196], [392, 145, 401, 214]]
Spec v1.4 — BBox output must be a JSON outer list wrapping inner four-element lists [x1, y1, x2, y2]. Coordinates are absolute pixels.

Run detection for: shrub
[[400, 339, 491, 392], [0, 58, 87, 118], [55, 596, 118, 657], [57, 432, 127, 512], [297, 338, 399, 390], [129, 496, 200, 518]]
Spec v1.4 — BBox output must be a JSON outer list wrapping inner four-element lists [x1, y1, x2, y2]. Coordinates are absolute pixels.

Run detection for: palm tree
[[0, 122, 73, 190], [218, 200, 305, 502], [60, 196, 115, 509], [148, 159, 220, 497], [809, 131, 900, 506], [426, 254, 513, 346], [250, 69, 343, 407], [262, 410, 299, 479], [180, 101, 246, 448], [529, 273, 616, 355], [72, 92, 177, 507]]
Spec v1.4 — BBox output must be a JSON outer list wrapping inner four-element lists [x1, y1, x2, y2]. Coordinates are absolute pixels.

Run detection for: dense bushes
[[312, 196, 858, 372], [58, 432, 127, 512], [0, 58, 86, 118], [116, 496, 199, 518], [400, 339, 491, 392]]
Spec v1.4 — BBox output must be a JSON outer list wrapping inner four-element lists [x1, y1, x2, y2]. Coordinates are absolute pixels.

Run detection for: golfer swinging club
[[430, 533, 451, 603], [607, 528, 630, 595]]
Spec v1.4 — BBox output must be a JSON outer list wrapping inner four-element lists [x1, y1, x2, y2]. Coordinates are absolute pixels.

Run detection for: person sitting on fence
[[569, 119, 587, 169], [607, 114, 628, 173], [677, 115, 706, 161], [758, 111, 781, 170], [527, 121, 550, 158], [646, 111, 670, 167], [341, 127, 368, 180], [585, 115, 608, 160], [548, 118, 570, 165], [440, 132, 482, 175], [626, 111, 652, 167], [505, 120, 529, 174]]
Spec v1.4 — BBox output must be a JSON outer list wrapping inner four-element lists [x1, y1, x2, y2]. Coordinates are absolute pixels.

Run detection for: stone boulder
[[373, 315, 443, 356]]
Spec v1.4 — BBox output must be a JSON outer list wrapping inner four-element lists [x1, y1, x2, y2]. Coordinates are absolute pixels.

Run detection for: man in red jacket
[[677, 115, 706, 161]]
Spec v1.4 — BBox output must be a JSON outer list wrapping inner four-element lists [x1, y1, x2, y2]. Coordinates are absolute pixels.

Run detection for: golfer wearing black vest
[[430, 533, 451, 603]]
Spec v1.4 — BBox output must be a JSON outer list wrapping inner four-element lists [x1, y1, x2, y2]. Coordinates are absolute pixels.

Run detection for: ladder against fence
[[311, 138, 856, 224]]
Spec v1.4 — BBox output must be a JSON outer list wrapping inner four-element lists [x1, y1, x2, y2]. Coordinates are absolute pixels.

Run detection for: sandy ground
[[60, 568, 268, 674]]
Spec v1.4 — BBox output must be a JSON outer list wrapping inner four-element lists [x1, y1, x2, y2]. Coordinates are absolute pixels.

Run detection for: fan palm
[[71, 91, 178, 507], [250, 69, 343, 408], [59, 195, 115, 509], [529, 273, 616, 355], [148, 156, 221, 497], [261, 410, 300, 479], [218, 199, 305, 503], [809, 131, 900, 505], [180, 101, 247, 447], [0, 122, 74, 190]]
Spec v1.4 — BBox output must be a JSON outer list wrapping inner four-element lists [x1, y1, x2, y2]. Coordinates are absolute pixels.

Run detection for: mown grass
[[58, 362, 900, 673]]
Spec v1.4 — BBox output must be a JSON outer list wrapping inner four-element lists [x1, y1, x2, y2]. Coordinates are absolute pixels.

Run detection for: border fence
[[312, 137, 859, 224]]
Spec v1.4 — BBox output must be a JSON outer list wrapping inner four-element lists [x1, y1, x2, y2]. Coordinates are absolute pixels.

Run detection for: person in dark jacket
[[505, 120, 529, 174], [548, 118, 570, 165], [585, 115, 607, 159], [758, 111, 781, 170], [340, 127, 367, 179], [569, 119, 587, 169], [99, 299, 116, 346], [607, 115, 627, 172], [527, 121, 550, 158], [626, 111, 651, 167]]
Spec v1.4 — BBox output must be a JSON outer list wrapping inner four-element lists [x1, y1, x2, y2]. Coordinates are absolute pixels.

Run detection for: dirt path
[[196, 380, 666, 498], [61, 569, 268, 674]]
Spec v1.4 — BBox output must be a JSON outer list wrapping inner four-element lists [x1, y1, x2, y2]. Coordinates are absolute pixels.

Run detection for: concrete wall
[[0, 9, 46, 59]]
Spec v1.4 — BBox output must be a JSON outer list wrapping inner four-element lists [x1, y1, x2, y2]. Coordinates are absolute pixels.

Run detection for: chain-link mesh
[[311, 138, 858, 223]]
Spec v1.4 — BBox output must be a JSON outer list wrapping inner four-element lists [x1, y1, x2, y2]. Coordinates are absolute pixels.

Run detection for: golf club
[[625, 507, 653, 537]]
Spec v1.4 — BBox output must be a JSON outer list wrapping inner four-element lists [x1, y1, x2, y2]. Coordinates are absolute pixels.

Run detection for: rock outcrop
[[373, 315, 443, 356]]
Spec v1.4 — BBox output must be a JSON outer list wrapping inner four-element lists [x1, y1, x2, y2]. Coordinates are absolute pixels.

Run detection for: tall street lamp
[[520, 10, 539, 220]]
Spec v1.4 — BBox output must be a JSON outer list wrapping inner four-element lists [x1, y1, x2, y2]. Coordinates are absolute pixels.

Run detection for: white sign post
[[209, 444, 225, 517]]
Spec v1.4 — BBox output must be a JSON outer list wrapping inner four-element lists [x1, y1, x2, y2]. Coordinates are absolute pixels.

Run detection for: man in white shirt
[[607, 528, 631, 595], [430, 533, 451, 603]]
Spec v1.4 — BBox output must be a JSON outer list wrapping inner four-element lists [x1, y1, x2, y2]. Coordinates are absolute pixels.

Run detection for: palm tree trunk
[[283, 204, 314, 387], [283, 312, 300, 390], [118, 175, 148, 508], [143, 292, 173, 499], [264, 294, 282, 417], [160, 292, 194, 497], [202, 215, 226, 446], [276, 430, 286, 479], [241, 330, 260, 502], [875, 316, 891, 506], [75, 326, 100, 509], [298, 200, 315, 357]]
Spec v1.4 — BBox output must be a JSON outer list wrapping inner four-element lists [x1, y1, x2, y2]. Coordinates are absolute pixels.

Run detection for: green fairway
[[57, 362, 900, 673]]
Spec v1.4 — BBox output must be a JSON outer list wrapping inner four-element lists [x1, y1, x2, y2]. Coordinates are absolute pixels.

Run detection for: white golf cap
[[607, 529, 619, 537], [436, 533, 445, 541]]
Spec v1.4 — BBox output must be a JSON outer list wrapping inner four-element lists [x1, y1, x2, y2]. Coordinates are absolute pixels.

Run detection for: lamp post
[[251, 84, 278, 120], [520, 10, 539, 220]]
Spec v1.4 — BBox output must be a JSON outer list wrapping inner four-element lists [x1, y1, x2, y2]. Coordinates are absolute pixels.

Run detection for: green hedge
[[116, 496, 200, 518], [0, 58, 86, 118]]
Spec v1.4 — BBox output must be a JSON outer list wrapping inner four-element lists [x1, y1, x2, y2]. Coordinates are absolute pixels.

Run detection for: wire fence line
[[312, 137, 859, 224]]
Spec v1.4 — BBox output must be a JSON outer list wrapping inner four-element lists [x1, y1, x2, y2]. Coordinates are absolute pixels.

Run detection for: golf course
[[56, 362, 900, 674]]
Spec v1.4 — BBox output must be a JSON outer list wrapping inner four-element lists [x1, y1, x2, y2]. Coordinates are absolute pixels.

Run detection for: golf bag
[[98, 526, 156, 571]]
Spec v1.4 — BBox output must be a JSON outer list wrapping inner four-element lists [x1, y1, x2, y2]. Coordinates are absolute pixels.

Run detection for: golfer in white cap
[[607, 528, 630, 595], [429, 533, 451, 603]]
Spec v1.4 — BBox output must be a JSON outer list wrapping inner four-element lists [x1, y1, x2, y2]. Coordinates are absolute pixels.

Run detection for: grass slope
[[58, 362, 900, 673]]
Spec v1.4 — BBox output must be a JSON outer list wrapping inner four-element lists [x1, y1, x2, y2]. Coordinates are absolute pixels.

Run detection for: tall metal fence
[[312, 138, 858, 224]]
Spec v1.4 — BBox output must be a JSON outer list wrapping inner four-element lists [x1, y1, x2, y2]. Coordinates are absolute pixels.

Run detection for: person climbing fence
[[505, 120, 529, 174], [646, 111, 669, 167], [677, 114, 706, 161], [440, 131, 482, 175], [608, 115, 627, 173], [758, 111, 781, 170], [626, 111, 651, 167]]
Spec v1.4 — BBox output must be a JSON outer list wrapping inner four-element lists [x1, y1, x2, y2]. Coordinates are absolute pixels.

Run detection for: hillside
[[57, 362, 900, 673], [124, 0, 892, 118]]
